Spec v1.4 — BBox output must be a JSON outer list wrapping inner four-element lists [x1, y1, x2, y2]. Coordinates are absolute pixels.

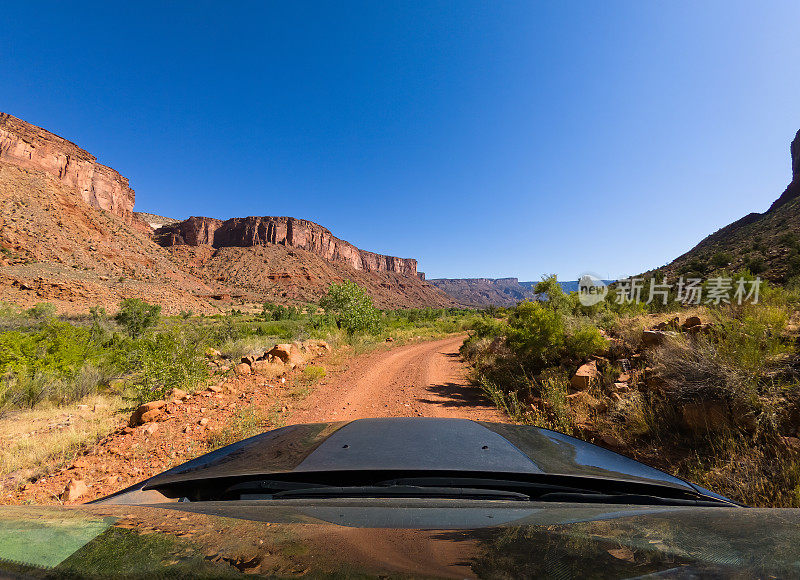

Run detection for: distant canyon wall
[[0, 113, 135, 222], [157, 216, 423, 278]]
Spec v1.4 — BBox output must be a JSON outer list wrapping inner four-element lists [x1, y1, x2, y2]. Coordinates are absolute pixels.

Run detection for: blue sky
[[3, 1, 800, 280]]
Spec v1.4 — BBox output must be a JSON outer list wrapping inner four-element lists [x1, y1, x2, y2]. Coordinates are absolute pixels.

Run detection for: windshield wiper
[[265, 485, 530, 501], [372, 476, 730, 506]]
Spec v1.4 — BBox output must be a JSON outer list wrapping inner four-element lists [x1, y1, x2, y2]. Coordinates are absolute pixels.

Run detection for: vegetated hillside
[[646, 129, 800, 282], [0, 112, 452, 312]]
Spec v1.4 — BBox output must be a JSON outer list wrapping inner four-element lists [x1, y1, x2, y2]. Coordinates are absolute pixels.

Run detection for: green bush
[[25, 302, 56, 320], [0, 320, 121, 410], [127, 330, 208, 404], [745, 256, 767, 275], [114, 299, 161, 338], [319, 280, 381, 335], [302, 364, 326, 383], [711, 252, 733, 268]]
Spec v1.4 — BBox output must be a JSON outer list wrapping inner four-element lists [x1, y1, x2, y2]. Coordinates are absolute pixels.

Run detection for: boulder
[[169, 388, 188, 401], [682, 316, 702, 329], [680, 400, 730, 434], [140, 409, 163, 423], [208, 385, 223, 393], [570, 361, 598, 391], [251, 359, 285, 377], [235, 362, 251, 375], [266, 344, 293, 363], [601, 433, 625, 448], [642, 330, 665, 346], [241, 355, 257, 366], [143, 423, 159, 435], [613, 382, 630, 393], [129, 400, 166, 426], [63, 479, 88, 502]]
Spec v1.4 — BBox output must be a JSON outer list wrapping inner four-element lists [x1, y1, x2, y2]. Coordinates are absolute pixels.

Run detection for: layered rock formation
[[0, 113, 134, 222], [769, 129, 800, 212], [157, 215, 423, 278]]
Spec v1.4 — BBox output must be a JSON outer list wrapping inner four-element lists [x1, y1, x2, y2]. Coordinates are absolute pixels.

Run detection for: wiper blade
[[375, 477, 731, 506], [266, 485, 530, 501], [376, 477, 600, 497], [536, 492, 727, 507]]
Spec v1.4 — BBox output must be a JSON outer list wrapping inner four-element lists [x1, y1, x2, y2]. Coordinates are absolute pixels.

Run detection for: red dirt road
[[289, 335, 508, 423]]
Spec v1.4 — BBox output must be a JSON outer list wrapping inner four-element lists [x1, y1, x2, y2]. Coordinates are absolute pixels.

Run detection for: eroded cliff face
[[0, 113, 135, 222], [157, 215, 422, 278]]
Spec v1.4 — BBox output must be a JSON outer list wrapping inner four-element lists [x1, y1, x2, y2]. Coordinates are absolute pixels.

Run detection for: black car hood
[[142, 417, 696, 492]]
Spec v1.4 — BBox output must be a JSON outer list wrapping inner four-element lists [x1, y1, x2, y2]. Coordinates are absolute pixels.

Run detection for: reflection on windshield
[[480, 422, 689, 488], [1, 504, 800, 578]]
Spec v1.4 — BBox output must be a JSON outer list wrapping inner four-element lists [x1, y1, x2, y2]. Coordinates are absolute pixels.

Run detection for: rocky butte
[[0, 112, 135, 223], [156, 215, 425, 279]]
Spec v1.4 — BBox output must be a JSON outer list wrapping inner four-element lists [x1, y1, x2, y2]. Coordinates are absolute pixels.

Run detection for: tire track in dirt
[[289, 335, 508, 423]]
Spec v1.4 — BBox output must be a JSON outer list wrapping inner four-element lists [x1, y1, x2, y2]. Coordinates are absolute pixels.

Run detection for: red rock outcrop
[[157, 215, 423, 278], [0, 112, 135, 222], [768, 128, 800, 212]]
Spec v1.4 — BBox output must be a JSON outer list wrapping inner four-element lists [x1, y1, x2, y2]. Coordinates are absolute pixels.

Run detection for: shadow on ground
[[417, 381, 493, 409]]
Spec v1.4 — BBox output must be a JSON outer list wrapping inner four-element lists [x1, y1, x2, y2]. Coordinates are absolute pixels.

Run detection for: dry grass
[[0, 394, 124, 489]]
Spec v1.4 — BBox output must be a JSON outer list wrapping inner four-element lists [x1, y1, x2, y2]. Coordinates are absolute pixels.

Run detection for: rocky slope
[[0, 113, 135, 223], [165, 244, 452, 309], [0, 113, 451, 311], [0, 162, 216, 313], [157, 216, 423, 278], [647, 129, 800, 282]]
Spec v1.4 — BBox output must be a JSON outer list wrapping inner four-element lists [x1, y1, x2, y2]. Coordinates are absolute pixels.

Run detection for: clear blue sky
[[3, 1, 799, 280]]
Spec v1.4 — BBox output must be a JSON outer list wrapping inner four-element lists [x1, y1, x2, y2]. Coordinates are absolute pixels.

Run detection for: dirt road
[[289, 335, 507, 423]]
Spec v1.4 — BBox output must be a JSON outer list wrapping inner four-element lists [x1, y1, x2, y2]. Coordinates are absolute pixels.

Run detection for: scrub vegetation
[[462, 274, 800, 507], [0, 282, 477, 483]]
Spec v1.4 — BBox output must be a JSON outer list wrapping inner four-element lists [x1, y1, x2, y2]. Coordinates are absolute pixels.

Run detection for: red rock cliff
[[0, 113, 135, 222], [157, 215, 422, 278]]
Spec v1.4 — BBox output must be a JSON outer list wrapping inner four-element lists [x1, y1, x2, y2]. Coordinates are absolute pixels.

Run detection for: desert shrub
[[650, 337, 753, 411], [505, 301, 606, 375], [745, 255, 767, 275], [319, 280, 381, 335], [711, 251, 733, 268], [531, 371, 573, 434], [218, 335, 276, 361], [779, 232, 799, 248], [126, 330, 208, 404], [114, 298, 161, 338], [0, 321, 121, 410], [260, 302, 300, 321], [25, 302, 57, 320], [302, 364, 326, 383]]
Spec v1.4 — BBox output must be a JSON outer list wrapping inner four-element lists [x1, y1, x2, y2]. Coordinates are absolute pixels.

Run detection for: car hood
[[140, 417, 698, 493]]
